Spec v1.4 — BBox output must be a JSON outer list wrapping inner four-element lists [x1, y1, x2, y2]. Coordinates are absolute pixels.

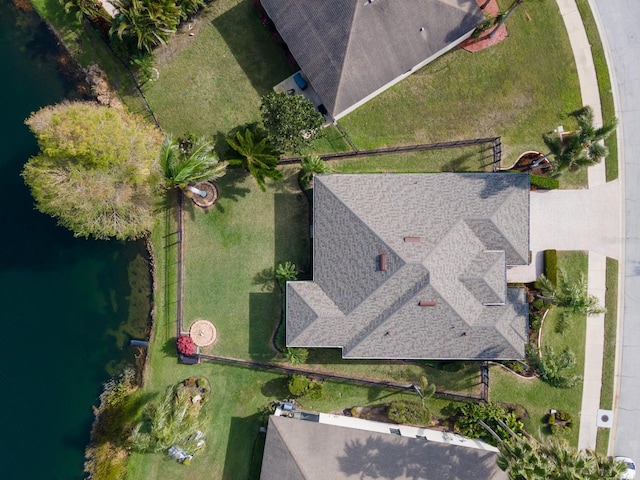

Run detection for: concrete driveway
[[507, 180, 621, 283]]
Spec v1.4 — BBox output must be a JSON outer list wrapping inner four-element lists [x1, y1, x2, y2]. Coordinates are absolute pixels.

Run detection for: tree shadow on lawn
[[260, 376, 289, 398], [249, 292, 278, 361], [222, 413, 266, 480], [211, 1, 294, 98], [274, 191, 311, 273]]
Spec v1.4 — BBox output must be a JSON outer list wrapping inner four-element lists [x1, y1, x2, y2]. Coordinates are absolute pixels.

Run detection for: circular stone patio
[[189, 319, 217, 347]]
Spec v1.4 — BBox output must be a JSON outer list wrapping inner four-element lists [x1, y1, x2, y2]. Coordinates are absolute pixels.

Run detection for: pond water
[[0, 2, 151, 478]]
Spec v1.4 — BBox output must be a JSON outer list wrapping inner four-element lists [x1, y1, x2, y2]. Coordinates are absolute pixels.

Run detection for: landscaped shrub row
[[530, 174, 559, 190], [387, 401, 432, 426], [544, 250, 558, 285]]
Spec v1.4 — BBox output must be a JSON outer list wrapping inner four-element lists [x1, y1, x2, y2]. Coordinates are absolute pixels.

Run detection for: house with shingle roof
[[260, 412, 509, 480], [259, 0, 485, 120], [286, 173, 530, 360]]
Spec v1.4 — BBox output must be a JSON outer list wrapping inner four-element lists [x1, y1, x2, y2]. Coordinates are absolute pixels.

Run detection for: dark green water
[[0, 2, 151, 478]]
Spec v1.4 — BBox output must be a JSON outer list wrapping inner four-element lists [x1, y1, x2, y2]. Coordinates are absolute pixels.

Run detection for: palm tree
[[498, 436, 627, 479], [62, 0, 108, 22], [111, 0, 182, 52], [160, 135, 227, 196], [537, 271, 604, 316], [543, 106, 617, 176], [299, 154, 330, 188], [226, 128, 283, 191], [275, 261, 298, 289]]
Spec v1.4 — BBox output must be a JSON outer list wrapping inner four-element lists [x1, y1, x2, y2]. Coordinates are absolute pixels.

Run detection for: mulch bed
[[461, 0, 508, 52], [510, 151, 552, 176]]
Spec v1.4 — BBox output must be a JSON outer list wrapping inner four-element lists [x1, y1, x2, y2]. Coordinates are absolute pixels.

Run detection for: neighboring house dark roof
[[260, 0, 484, 118], [260, 414, 509, 480], [286, 173, 530, 360]]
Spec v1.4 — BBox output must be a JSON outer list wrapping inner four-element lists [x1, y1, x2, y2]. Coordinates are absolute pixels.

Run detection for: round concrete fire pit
[[189, 319, 217, 347]]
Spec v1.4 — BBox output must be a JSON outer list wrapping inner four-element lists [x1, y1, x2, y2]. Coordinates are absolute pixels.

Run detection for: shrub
[[544, 250, 558, 285], [530, 174, 559, 190], [452, 402, 523, 446], [387, 401, 431, 426], [287, 375, 323, 399], [288, 375, 310, 397], [306, 382, 324, 400], [176, 335, 196, 356], [545, 410, 573, 434], [284, 347, 308, 365]]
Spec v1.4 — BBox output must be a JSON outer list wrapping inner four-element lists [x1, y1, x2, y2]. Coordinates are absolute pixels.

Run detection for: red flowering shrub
[[177, 335, 196, 356]]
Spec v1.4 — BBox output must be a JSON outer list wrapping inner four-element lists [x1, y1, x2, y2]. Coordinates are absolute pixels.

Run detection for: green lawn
[[329, 145, 496, 174], [490, 251, 589, 447], [143, 0, 588, 186], [180, 167, 308, 361], [142, 0, 293, 137], [596, 258, 618, 455], [338, 0, 581, 178]]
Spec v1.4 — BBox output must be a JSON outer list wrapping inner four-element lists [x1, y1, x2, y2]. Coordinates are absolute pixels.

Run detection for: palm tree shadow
[[253, 267, 276, 292]]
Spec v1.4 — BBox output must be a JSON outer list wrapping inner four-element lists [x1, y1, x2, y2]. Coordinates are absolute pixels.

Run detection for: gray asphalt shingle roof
[[260, 0, 484, 118], [260, 415, 509, 480], [286, 173, 530, 360]]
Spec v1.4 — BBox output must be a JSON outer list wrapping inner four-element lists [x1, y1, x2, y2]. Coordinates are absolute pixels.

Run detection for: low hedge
[[530, 175, 559, 190], [544, 249, 558, 285]]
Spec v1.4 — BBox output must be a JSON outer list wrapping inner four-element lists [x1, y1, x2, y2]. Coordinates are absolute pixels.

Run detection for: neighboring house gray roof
[[260, 415, 509, 480], [260, 0, 484, 118], [286, 173, 530, 360]]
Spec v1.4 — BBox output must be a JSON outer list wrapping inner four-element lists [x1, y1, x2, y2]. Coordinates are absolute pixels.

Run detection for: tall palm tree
[[498, 436, 627, 479], [160, 135, 227, 195], [226, 128, 282, 191], [543, 106, 617, 176]]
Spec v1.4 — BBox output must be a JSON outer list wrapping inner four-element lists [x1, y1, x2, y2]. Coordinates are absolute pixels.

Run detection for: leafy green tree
[[498, 436, 627, 480], [61, 0, 108, 21], [110, 0, 182, 52], [300, 154, 330, 188], [543, 106, 617, 177], [539, 345, 581, 388], [131, 383, 208, 453], [226, 127, 282, 191], [260, 92, 324, 153], [22, 101, 162, 240], [160, 135, 227, 193]]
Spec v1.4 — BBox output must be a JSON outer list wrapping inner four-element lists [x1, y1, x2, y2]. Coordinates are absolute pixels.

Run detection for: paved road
[[590, 0, 640, 458]]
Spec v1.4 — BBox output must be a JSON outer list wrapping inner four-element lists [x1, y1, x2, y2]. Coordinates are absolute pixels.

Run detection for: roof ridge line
[[343, 264, 430, 355]]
